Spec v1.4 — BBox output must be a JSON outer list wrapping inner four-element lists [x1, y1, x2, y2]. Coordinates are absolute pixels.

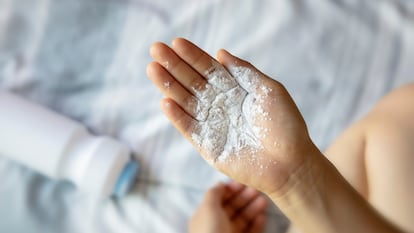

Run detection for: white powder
[[191, 61, 272, 163], [164, 81, 171, 89], [162, 61, 170, 69]]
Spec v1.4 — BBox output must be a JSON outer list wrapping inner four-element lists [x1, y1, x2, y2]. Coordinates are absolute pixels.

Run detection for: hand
[[189, 181, 268, 233], [148, 38, 404, 233], [147, 38, 319, 196]]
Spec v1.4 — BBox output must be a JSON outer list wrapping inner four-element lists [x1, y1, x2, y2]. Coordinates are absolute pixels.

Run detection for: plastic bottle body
[[0, 91, 138, 198]]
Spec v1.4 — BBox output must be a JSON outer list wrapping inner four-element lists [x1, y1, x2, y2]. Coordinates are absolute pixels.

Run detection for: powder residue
[[164, 81, 171, 89], [162, 61, 170, 69], [191, 61, 272, 163]]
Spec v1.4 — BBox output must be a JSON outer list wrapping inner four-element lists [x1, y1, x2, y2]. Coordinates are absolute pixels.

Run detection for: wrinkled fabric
[[0, 0, 413, 232]]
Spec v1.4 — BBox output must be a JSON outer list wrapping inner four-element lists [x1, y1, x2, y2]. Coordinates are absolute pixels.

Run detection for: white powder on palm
[[191, 61, 272, 163]]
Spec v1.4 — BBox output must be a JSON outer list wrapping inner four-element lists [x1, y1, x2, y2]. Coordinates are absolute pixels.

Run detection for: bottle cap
[[112, 160, 139, 198]]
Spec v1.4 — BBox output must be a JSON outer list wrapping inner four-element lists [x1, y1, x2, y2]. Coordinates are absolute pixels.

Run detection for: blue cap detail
[[112, 160, 139, 198]]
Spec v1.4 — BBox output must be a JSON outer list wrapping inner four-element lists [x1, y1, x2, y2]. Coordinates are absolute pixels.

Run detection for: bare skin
[[189, 181, 268, 233], [147, 39, 313, 195], [147, 38, 410, 233], [288, 84, 414, 233]]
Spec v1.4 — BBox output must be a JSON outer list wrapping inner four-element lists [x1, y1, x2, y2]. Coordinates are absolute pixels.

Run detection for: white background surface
[[0, 0, 413, 232]]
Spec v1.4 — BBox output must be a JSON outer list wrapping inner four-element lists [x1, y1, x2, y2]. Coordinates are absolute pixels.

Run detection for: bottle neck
[[59, 131, 132, 197]]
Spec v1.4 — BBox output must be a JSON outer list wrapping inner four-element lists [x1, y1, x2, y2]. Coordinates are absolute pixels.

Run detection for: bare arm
[[147, 38, 403, 233]]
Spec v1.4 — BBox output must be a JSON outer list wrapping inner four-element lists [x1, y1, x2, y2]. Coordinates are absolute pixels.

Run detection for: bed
[[0, 0, 413, 232]]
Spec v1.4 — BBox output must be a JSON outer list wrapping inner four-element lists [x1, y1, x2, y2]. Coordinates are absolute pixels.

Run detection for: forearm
[[268, 148, 402, 233]]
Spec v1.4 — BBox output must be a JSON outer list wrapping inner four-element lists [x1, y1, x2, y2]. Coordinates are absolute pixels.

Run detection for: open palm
[[147, 38, 319, 196]]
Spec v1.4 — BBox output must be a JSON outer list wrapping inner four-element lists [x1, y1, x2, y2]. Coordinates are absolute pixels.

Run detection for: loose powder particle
[[191, 61, 272, 163], [162, 61, 170, 69], [164, 81, 171, 89]]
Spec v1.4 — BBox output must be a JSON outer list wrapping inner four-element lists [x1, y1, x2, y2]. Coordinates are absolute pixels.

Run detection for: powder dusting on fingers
[[164, 81, 171, 89], [162, 61, 170, 69]]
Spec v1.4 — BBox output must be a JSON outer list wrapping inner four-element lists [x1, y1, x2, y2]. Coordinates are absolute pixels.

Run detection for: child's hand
[[189, 181, 267, 233], [147, 38, 319, 197]]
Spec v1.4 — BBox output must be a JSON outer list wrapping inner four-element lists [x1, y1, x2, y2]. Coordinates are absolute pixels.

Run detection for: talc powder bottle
[[0, 91, 138, 198]]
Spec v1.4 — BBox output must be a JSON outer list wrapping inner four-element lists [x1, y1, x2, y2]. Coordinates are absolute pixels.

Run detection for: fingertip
[[171, 37, 186, 47], [149, 41, 163, 57], [205, 183, 226, 203], [216, 181, 225, 187], [215, 182, 226, 192], [222, 182, 243, 203], [217, 49, 251, 69], [216, 49, 233, 64], [226, 180, 245, 193], [150, 42, 172, 61], [146, 61, 157, 77], [160, 98, 173, 112], [210, 182, 226, 193], [245, 186, 261, 196]]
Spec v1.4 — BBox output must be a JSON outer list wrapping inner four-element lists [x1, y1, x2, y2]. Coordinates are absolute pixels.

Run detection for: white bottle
[[0, 91, 138, 198]]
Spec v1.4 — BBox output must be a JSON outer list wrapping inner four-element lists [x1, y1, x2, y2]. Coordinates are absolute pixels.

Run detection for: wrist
[[267, 145, 402, 233], [266, 141, 327, 200], [268, 148, 333, 232], [267, 144, 329, 211]]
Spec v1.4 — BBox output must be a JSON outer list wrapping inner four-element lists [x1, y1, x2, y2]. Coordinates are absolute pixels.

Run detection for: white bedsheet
[[0, 0, 413, 232]]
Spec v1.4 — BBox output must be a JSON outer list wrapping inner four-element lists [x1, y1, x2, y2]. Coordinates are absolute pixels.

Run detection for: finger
[[150, 42, 208, 94], [147, 62, 199, 118], [204, 182, 226, 206], [231, 195, 267, 233], [171, 38, 216, 78], [223, 181, 245, 202], [226, 181, 246, 193], [238, 195, 268, 221], [231, 212, 265, 233], [224, 186, 261, 218], [160, 98, 198, 142], [172, 38, 237, 91], [216, 49, 264, 77], [246, 214, 266, 233], [217, 49, 282, 93], [160, 99, 223, 160], [232, 214, 250, 233]]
